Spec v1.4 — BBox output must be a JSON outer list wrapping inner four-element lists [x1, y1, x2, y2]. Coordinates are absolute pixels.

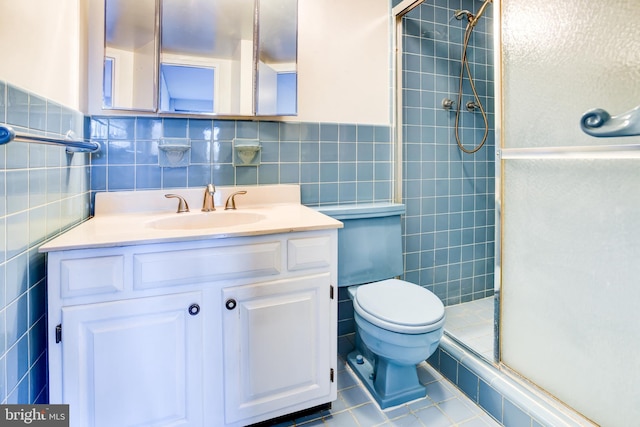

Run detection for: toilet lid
[[354, 279, 445, 334]]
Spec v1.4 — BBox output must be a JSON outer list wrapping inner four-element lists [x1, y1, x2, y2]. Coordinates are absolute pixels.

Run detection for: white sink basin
[[39, 186, 344, 252], [148, 211, 266, 230]]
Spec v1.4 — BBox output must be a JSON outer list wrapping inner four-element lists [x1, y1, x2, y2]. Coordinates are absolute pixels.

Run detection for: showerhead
[[469, 0, 493, 29]]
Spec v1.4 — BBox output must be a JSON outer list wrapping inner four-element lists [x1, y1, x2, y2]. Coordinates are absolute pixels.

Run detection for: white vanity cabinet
[[60, 292, 205, 427], [45, 230, 338, 427], [222, 273, 332, 425]]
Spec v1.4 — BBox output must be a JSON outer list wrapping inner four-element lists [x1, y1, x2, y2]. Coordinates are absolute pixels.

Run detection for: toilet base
[[347, 350, 426, 409]]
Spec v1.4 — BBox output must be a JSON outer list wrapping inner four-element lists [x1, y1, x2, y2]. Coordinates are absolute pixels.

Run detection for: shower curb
[[428, 336, 596, 427]]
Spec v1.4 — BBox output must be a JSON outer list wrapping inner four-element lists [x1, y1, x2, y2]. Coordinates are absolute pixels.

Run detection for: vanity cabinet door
[[60, 292, 204, 427], [222, 273, 333, 425]]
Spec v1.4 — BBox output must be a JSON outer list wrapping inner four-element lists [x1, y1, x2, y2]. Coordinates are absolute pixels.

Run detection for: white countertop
[[39, 185, 343, 252]]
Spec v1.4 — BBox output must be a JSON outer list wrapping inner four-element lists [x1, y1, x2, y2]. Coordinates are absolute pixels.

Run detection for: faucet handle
[[165, 194, 190, 213], [224, 191, 247, 210]]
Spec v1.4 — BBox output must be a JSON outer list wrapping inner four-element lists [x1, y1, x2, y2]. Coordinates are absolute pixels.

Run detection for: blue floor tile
[[244, 336, 502, 427], [269, 355, 502, 426], [415, 405, 452, 427]]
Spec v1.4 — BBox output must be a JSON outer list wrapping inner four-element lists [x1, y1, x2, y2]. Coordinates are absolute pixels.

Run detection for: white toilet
[[318, 204, 445, 409]]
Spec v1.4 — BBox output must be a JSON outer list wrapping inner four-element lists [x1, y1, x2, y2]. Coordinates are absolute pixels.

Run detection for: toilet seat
[[353, 279, 445, 334]]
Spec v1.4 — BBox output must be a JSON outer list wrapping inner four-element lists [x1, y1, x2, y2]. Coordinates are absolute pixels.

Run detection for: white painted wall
[[0, 0, 82, 110], [295, 0, 390, 125]]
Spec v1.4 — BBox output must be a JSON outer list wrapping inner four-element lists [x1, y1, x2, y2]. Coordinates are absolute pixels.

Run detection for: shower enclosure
[[395, 0, 640, 424], [500, 0, 640, 425], [393, 0, 497, 362]]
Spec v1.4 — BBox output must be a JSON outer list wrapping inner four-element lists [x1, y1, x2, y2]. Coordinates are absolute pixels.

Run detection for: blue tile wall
[[400, 0, 496, 306], [89, 117, 394, 208], [0, 81, 90, 404]]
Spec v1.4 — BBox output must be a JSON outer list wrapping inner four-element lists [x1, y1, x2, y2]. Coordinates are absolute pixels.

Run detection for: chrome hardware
[[225, 299, 237, 310], [0, 124, 100, 153], [188, 304, 200, 316], [202, 183, 216, 212], [224, 191, 247, 210], [468, 0, 492, 29], [442, 98, 456, 110], [466, 101, 479, 112], [581, 105, 640, 138], [165, 194, 190, 213], [55, 324, 62, 343], [454, 9, 473, 21]]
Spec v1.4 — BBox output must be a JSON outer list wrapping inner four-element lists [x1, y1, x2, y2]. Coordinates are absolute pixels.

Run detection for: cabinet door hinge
[[55, 324, 62, 344], [330, 285, 334, 300], [330, 368, 335, 383]]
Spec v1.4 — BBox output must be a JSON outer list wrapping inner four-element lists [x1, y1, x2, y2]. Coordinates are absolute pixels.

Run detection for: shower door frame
[[492, 0, 503, 364], [391, 0, 424, 204]]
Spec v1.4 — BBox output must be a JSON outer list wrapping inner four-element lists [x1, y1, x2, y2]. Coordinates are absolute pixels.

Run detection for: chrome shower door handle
[[580, 105, 640, 137]]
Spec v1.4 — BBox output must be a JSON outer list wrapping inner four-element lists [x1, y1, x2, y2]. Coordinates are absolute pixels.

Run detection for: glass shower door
[[500, 1, 640, 426]]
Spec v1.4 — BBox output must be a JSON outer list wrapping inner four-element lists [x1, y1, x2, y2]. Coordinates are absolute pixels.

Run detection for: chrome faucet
[[224, 191, 247, 210], [202, 183, 216, 211], [165, 194, 190, 213]]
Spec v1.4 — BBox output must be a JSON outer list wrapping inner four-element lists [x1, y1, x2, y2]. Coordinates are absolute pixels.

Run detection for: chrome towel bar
[[0, 124, 100, 153]]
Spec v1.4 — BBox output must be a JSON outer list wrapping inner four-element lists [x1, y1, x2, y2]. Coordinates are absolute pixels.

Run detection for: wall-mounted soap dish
[[159, 138, 191, 167], [233, 139, 261, 166]]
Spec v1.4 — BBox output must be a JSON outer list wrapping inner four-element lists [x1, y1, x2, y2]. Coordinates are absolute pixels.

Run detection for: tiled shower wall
[[399, 0, 496, 306], [0, 80, 89, 403]]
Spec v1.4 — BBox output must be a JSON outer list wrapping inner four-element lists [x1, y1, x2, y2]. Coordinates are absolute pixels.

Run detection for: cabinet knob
[[225, 299, 237, 310], [188, 303, 200, 316]]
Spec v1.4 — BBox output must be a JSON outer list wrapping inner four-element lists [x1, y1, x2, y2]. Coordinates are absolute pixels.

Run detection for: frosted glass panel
[[501, 159, 640, 426], [502, 0, 640, 148]]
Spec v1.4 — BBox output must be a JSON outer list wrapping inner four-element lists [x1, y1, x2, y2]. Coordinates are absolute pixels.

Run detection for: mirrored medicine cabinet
[[102, 0, 297, 116]]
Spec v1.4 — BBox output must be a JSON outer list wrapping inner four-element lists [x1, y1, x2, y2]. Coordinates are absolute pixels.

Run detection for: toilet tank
[[315, 203, 405, 287]]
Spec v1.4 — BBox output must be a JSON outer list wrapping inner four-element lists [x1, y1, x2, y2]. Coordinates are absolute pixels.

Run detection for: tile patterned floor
[[269, 335, 500, 427], [443, 297, 494, 361]]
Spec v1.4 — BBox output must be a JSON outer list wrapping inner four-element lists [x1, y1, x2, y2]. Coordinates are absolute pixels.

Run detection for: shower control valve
[[442, 98, 456, 111], [466, 101, 480, 112]]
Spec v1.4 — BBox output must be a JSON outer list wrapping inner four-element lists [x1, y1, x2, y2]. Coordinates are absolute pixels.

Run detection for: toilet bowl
[[347, 279, 445, 408], [315, 203, 446, 409]]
